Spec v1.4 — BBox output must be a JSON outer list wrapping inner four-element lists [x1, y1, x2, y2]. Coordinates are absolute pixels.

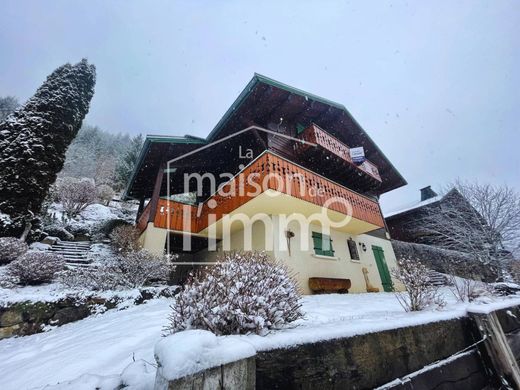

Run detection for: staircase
[[426, 269, 448, 286], [48, 241, 92, 268]]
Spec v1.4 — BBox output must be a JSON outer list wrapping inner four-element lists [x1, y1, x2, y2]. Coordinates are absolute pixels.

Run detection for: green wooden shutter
[[312, 232, 335, 257]]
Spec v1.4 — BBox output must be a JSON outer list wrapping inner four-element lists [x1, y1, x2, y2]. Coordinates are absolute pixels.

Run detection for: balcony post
[[135, 196, 145, 223], [148, 161, 166, 224]]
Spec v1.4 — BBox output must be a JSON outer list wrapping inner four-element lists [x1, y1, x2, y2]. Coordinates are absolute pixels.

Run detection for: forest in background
[[0, 96, 143, 194]]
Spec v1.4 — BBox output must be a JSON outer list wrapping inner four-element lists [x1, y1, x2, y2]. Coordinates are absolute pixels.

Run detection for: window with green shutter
[[312, 231, 335, 257]]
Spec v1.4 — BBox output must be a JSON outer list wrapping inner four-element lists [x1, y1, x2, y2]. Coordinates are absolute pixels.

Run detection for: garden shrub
[[164, 251, 303, 336], [9, 252, 65, 285], [0, 237, 28, 265]]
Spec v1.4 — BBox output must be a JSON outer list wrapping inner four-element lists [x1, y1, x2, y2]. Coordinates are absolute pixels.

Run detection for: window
[[347, 238, 360, 260], [312, 232, 335, 257]]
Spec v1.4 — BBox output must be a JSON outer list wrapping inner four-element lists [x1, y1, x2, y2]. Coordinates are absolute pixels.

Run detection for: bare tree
[[417, 181, 520, 276], [57, 177, 97, 217], [96, 184, 115, 206]]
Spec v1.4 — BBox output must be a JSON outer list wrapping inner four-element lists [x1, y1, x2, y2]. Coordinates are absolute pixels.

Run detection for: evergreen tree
[[115, 134, 144, 190], [0, 59, 96, 236]]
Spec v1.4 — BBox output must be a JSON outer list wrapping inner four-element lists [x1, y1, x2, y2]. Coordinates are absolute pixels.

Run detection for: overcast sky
[[1, 0, 518, 212]]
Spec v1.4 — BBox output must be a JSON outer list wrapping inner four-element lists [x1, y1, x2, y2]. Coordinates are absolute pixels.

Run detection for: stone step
[[50, 249, 90, 255], [65, 258, 91, 264], [53, 243, 91, 247], [55, 247, 91, 250], [52, 245, 91, 249], [50, 249, 89, 254], [65, 263, 95, 269], [60, 253, 88, 257]]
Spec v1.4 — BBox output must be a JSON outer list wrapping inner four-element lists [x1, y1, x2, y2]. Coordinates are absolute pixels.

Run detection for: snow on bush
[[96, 184, 115, 206], [0, 237, 28, 265], [110, 225, 141, 254], [392, 258, 445, 312], [59, 249, 175, 290], [8, 252, 65, 285], [164, 251, 303, 336], [57, 177, 97, 217]]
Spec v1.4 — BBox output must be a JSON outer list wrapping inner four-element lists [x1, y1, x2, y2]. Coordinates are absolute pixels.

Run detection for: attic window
[[347, 238, 360, 260]]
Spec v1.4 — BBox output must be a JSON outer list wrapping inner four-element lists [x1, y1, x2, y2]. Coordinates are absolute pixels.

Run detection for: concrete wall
[[140, 222, 168, 255], [155, 357, 256, 390]]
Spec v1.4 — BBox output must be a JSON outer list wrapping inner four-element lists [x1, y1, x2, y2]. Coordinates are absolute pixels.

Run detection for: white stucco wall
[[139, 217, 402, 295], [269, 216, 401, 294]]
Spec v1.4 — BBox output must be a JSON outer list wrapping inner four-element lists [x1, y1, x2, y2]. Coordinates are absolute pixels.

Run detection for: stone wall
[[0, 286, 177, 339], [255, 318, 483, 389], [154, 305, 520, 389]]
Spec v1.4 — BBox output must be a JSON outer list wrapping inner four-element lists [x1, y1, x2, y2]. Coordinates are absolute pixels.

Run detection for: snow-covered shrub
[[164, 251, 303, 336], [110, 225, 141, 254], [0, 237, 28, 265], [8, 252, 65, 285], [57, 177, 97, 217], [392, 258, 445, 312], [59, 249, 174, 290], [96, 184, 115, 206]]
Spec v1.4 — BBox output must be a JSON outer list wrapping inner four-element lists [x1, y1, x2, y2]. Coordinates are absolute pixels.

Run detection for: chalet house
[[124, 74, 407, 294], [385, 186, 480, 245]]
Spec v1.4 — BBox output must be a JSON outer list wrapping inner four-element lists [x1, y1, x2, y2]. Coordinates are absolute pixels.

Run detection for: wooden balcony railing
[[139, 152, 385, 234], [297, 124, 382, 182]]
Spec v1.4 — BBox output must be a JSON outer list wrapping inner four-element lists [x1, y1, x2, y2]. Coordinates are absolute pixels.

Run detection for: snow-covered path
[[0, 299, 171, 390], [2, 292, 520, 389]]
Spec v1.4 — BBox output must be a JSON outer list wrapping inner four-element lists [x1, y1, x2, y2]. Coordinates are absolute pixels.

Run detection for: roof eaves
[[123, 135, 207, 200], [206, 75, 261, 142]]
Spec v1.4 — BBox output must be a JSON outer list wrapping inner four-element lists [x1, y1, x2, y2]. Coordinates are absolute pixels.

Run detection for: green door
[[372, 246, 393, 292]]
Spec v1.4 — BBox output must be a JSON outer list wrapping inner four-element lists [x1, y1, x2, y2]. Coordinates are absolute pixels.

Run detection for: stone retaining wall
[[155, 306, 520, 389], [255, 318, 480, 389], [0, 286, 177, 339]]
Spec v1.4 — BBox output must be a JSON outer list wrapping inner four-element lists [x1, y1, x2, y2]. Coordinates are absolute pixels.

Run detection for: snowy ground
[[2, 290, 520, 390]]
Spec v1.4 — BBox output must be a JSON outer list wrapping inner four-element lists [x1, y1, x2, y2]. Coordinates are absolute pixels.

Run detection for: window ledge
[[350, 259, 361, 264], [312, 254, 338, 260]]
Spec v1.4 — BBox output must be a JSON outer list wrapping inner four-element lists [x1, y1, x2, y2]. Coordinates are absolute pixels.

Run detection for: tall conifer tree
[[0, 59, 95, 235]]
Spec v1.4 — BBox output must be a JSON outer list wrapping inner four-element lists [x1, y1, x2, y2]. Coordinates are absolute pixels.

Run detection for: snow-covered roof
[[384, 195, 442, 218]]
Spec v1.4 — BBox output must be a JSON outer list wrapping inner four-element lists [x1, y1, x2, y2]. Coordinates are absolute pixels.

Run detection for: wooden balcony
[[137, 152, 385, 235], [296, 124, 382, 182]]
